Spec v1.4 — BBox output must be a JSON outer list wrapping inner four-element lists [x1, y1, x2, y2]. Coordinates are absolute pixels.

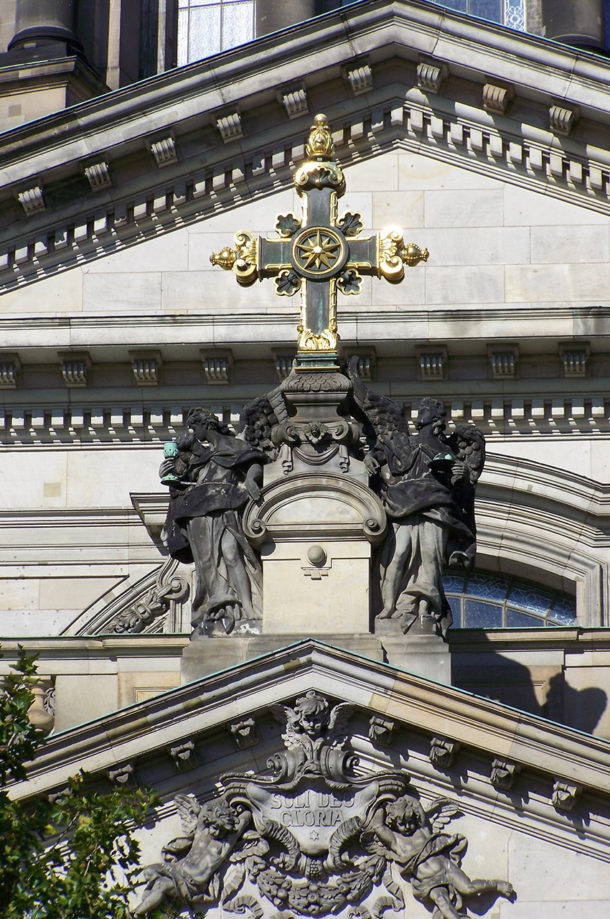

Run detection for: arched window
[[444, 572, 576, 629], [431, 0, 526, 31]]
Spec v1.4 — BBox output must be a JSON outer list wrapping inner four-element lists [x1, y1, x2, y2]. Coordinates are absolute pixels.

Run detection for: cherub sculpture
[[269, 691, 356, 782], [135, 795, 249, 915], [366, 794, 515, 919]]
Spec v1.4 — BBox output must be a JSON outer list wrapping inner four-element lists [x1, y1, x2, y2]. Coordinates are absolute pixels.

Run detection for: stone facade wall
[[1, 145, 609, 741], [2, 148, 608, 633]]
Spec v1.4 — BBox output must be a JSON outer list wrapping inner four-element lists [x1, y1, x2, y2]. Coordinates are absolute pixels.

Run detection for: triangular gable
[[13, 640, 610, 801], [1, 0, 609, 293], [11, 640, 609, 916]]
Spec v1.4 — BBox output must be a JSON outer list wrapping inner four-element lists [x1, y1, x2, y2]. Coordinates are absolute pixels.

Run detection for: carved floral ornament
[[136, 693, 515, 918]]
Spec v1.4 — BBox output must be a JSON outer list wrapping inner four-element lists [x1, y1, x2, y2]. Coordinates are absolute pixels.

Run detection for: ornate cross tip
[[209, 246, 236, 271], [378, 230, 429, 283], [210, 230, 258, 285], [402, 242, 429, 266], [305, 112, 335, 160]]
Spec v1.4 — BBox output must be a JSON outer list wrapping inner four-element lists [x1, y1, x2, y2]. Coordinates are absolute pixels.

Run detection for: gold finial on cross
[[211, 113, 429, 361]]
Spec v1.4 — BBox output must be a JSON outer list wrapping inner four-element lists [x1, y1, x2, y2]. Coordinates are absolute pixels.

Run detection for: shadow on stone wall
[[451, 638, 607, 736]]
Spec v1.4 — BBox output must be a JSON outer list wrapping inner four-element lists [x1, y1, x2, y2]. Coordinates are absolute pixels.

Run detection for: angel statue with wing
[[269, 691, 356, 782], [367, 795, 515, 919], [160, 407, 269, 635], [349, 358, 485, 637], [135, 794, 249, 916]]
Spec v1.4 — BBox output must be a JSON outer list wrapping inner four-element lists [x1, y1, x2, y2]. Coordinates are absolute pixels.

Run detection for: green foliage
[[0, 648, 155, 918]]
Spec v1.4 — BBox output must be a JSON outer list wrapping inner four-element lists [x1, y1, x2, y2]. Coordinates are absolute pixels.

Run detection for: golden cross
[[211, 114, 428, 363]]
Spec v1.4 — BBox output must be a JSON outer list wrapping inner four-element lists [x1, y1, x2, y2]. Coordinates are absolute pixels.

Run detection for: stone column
[[541, 0, 604, 50], [8, 0, 81, 53], [255, 0, 317, 38]]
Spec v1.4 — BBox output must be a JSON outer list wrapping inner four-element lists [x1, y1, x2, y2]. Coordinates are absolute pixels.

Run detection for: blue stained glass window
[[467, 572, 508, 602], [445, 571, 576, 629], [504, 0, 526, 30], [438, 0, 468, 10], [444, 574, 466, 593], [470, 0, 502, 21], [506, 609, 542, 628], [508, 585, 552, 614], [448, 595, 462, 626], [464, 599, 503, 628], [548, 596, 580, 625]]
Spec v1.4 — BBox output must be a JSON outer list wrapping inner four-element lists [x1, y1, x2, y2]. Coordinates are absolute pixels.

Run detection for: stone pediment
[[13, 639, 610, 815], [11, 641, 609, 916], [1, 0, 609, 293]]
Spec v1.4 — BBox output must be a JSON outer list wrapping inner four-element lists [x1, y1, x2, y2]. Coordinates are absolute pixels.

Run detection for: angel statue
[[135, 794, 249, 915], [160, 407, 268, 634], [348, 359, 485, 637], [366, 794, 515, 919]]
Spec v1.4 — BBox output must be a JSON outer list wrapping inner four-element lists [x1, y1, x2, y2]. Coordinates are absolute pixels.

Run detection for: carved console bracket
[[490, 758, 521, 791], [368, 714, 396, 747], [149, 135, 178, 167], [130, 351, 162, 386], [169, 740, 196, 771], [560, 342, 590, 378], [229, 718, 258, 749], [549, 104, 580, 137], [483, 81, 514, 115], [216, 112, 243, 143], [272, 349, 294, 381], [429, 736, 460, 769], [17, 185, 45, 215], [59, 351, 91, 387], [417, 60, 447, 94], [0, 353, 21, 388], [416, 346, 447, 381], [280, 87, 308, 119], [551, 780, 582, 812], [201, 350, 233, 384], [488, 344, 518, 380], [84, 161, 112, 191], [107, 764, 136, 787], [347, 348, 376, 382], [345, 62, 373, 96]]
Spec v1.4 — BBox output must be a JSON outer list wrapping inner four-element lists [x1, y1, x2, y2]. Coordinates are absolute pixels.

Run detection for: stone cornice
[[7, 640, 610, 831], [1, 0, 609, 289], [482, 454, 610, 519]]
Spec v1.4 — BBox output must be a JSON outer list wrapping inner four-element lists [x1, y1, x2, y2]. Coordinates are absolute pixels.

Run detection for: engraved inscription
[[269, 790, 355, 828]]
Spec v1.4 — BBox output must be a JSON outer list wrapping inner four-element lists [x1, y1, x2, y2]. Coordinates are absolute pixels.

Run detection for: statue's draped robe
[[163, 437, 265, 617], [377, 435, 476, 633]]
